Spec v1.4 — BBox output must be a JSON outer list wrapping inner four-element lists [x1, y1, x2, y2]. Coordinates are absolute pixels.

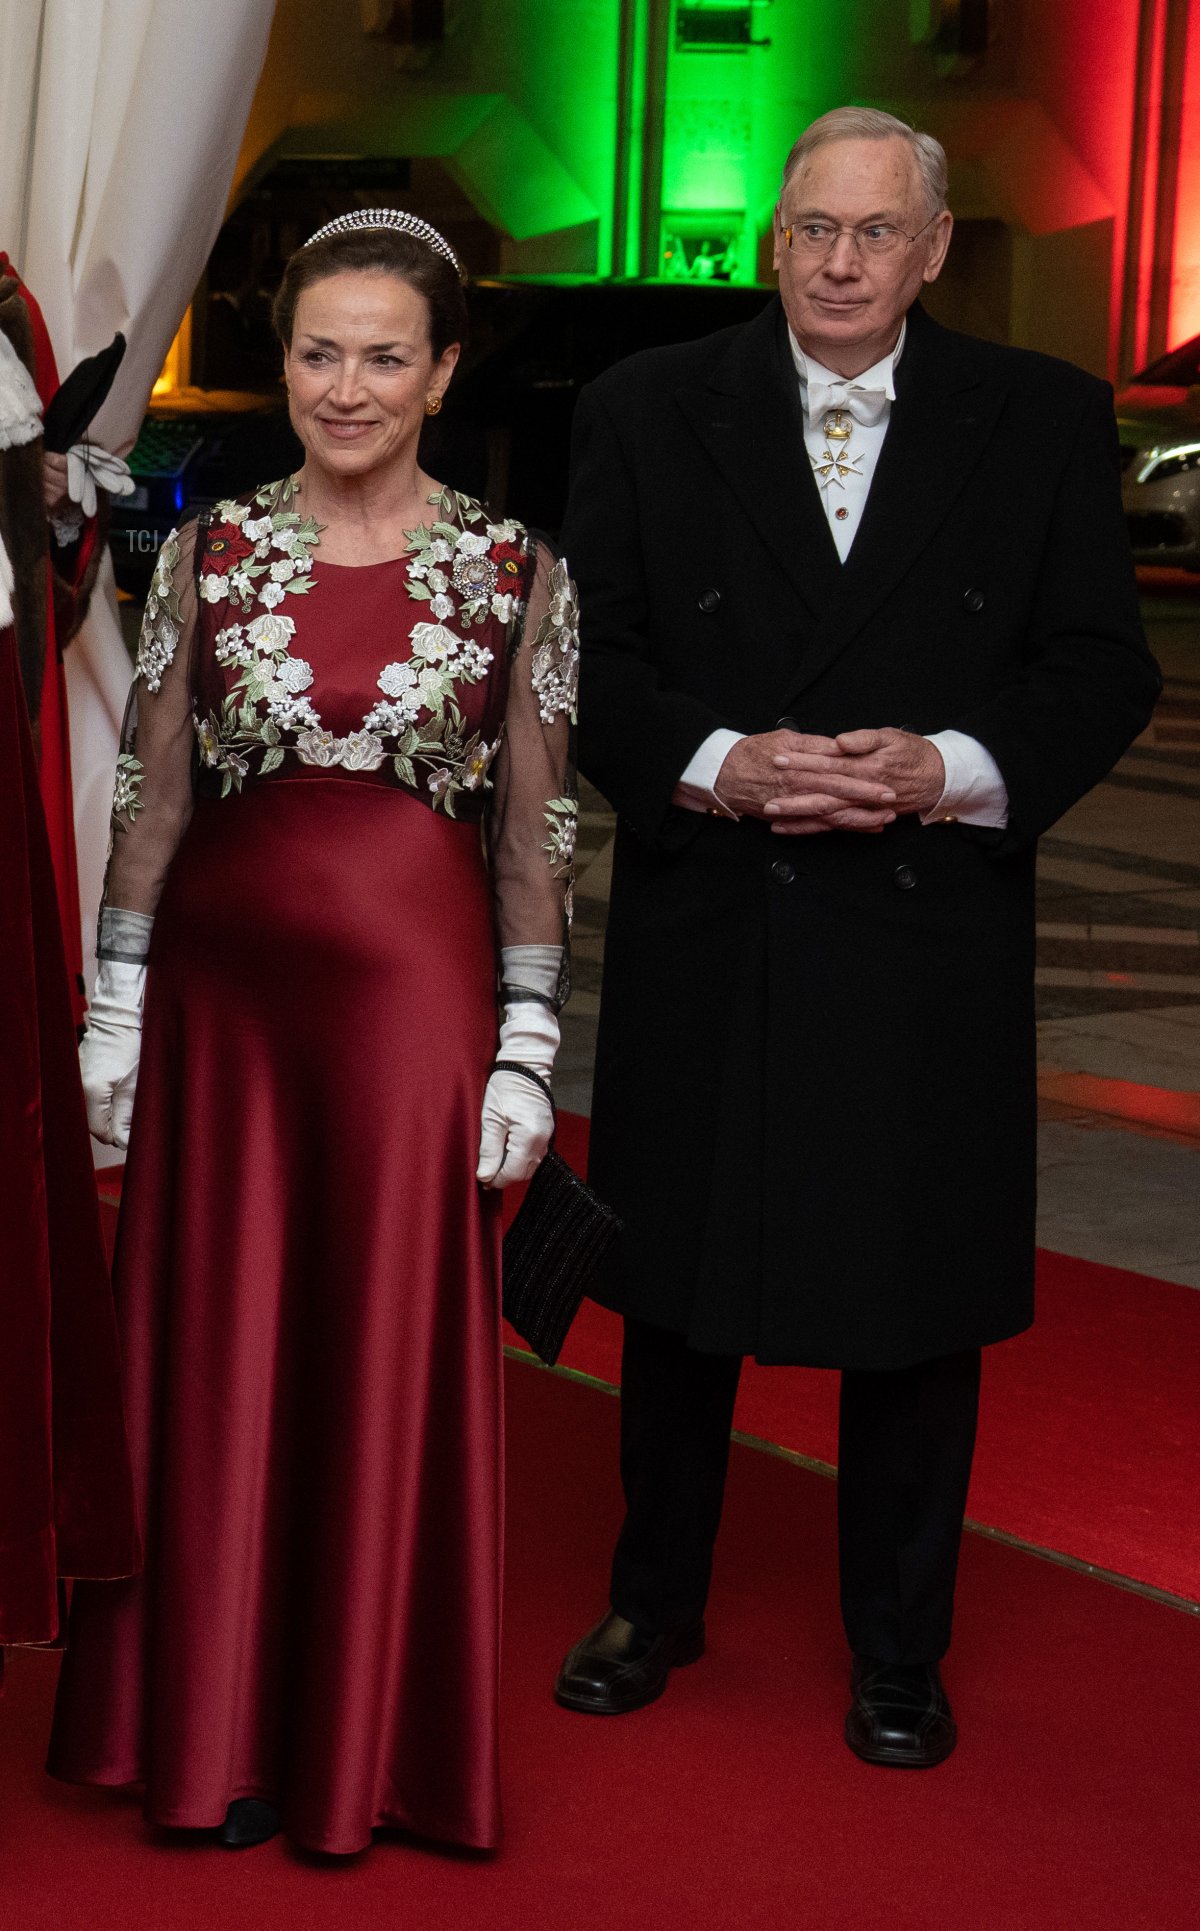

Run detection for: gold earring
[[425, 393, 443, 416]]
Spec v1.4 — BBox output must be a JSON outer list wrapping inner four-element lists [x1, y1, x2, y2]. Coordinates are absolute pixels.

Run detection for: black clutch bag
[[497, 1063, 622, 1366]]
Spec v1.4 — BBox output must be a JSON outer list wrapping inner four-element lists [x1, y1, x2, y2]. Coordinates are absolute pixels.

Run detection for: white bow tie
[[805, 376, 893, 428]]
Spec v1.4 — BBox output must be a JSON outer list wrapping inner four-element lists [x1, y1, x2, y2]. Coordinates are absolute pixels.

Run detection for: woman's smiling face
[[283, 269, 460, 480]]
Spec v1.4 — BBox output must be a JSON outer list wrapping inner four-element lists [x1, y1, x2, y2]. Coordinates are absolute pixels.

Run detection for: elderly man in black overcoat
[[555, 107, 1160, 1764]]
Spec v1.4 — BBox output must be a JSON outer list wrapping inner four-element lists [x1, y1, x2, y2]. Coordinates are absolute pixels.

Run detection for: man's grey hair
[[780, 107, 949, 218]]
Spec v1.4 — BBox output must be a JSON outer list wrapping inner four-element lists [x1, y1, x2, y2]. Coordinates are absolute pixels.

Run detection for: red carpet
[[2, 1360, 1196, 1929], [97, 1120, 1200, 1605], [520, 1115, 1200, 1606], [545, 1258, 1200, 1607]]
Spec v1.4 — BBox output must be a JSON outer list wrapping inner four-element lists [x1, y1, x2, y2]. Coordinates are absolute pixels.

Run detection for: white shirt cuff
[[921, 729, 1010, 828], [674, 728, 745, 817]]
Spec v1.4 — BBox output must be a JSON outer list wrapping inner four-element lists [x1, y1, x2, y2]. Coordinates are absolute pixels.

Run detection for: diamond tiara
[[302, 209, 461, 274]]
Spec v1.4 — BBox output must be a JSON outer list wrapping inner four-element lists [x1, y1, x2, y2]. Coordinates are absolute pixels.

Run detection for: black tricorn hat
[[41, 331, 126, 453]]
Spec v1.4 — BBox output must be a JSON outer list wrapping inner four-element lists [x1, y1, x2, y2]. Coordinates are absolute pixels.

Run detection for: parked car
[[1116, 334, 1200, 570]]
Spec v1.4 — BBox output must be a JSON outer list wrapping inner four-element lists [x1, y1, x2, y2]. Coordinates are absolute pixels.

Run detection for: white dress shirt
[[794, 319, 905, 560], [675, 318, 1009, 830]]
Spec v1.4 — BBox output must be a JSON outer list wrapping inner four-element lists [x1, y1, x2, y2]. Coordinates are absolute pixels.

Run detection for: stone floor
[[560, 569, 1200, 1289]]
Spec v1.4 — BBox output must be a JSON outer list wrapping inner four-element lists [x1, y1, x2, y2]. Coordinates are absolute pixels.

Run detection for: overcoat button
[[963, 587, 985, 613], [698, 588, 721, 613], [771, 859, 795, 885], [893, 864, 917, 890]]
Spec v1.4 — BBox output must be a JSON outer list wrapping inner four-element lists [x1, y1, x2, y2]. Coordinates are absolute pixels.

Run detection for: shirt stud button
[[835, 506, 849, 521], [963, 587, 985, 612], [771, 859, 796, 885], [893, 864, 917, 890], [698, 587, 721, 613]]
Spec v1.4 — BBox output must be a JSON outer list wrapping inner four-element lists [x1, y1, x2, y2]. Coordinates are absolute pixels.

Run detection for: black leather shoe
[[219, 1798, 281, 1848], [844, 1657, 957, 1767], [554, 1609, 705, 1714]]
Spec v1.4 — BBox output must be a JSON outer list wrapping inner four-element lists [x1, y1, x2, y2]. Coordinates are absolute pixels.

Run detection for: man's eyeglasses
[[781, 213, 940, 259]]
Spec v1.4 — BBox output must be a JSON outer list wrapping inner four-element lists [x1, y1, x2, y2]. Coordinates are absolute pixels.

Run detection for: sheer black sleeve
[[486, 537, 576, 986], [103, 521, 200, 918]]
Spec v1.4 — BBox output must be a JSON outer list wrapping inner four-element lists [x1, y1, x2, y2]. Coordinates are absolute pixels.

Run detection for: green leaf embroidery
[[199, 479, 527, 810], [110, 751, 146, 827]]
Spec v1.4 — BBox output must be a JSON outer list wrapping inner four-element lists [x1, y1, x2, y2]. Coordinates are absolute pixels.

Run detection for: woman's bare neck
[[293, 460, 445, 565]]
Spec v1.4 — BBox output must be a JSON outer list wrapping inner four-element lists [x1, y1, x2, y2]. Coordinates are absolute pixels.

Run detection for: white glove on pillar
[[80, 957, 146, 1150]]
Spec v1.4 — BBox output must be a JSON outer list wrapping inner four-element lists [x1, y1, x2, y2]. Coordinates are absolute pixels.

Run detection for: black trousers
[[609, 1317, 981, 1665]]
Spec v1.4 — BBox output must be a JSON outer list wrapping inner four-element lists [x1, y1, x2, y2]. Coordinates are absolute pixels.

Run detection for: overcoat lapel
[[780, 302, 1008, 705], [673, 299, 842, 619]]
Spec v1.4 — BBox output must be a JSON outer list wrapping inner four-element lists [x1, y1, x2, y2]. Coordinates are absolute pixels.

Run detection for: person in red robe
[[0, 249, 108, 1027], [0, 255, 140, 1683]]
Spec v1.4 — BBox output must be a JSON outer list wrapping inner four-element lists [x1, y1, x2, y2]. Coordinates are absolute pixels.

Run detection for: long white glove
[[477, 998, 559, 1191], [80, 957, 146, 1149]]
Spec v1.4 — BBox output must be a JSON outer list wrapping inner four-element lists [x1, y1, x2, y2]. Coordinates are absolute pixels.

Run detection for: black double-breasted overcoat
[[564, 297, 1160, 1371]]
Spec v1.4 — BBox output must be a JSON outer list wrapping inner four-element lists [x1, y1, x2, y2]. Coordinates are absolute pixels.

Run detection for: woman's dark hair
[[272, 225, 468, 358]]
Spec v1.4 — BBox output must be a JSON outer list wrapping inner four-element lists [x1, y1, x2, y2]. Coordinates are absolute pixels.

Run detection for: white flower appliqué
[[339, 730, 385, 772], [135, 530, 183, 692], [245, 612, 297, 652], [195, 479, 530, 814], [410, 622, 460, 662], [275, 656, 313, 695], [378, 661, 418, 697], [530, 556, 580, 725], [295, 727, 339, 767], [214, 624, 252, 669]]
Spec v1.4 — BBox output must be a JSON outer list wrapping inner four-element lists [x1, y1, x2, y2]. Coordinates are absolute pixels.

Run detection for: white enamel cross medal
[[811, 409, 863, 492]]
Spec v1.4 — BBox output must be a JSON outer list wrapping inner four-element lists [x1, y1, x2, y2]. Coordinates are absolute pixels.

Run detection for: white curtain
[[0, 0, 276, 1008]]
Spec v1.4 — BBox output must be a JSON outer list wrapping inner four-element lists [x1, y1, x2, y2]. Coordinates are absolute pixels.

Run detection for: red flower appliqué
[[492, 540, 525, 586], [205, 527, 254, 574]]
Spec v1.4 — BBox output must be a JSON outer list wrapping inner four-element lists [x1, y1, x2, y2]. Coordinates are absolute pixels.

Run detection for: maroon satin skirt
[[48, 774, 504, 1853]]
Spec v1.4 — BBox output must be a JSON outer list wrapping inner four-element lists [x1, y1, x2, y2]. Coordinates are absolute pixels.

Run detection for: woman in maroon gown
[[47, 214, 576, 1855]]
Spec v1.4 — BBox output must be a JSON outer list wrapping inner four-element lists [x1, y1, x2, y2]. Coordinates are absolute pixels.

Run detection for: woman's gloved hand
[[80, 957, 146, 1148], [477, 1002, 558, 1189]]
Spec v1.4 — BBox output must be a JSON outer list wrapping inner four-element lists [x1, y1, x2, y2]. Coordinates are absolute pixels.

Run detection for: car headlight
[[1136, 442, 1200, 484]]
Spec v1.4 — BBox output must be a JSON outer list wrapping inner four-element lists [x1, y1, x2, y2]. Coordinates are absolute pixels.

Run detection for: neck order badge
[[812, 407, 863, 490]]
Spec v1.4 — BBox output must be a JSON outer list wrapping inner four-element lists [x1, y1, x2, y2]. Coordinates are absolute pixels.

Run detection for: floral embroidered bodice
[[133, 477, 575, 824], [106, 480, 577, 948]]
